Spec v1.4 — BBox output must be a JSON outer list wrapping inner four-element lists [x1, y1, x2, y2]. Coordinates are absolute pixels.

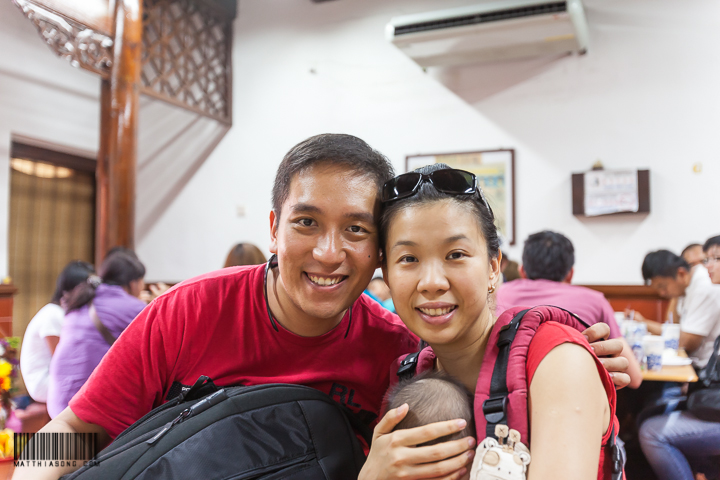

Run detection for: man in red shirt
[[16, 134, 628, 480]]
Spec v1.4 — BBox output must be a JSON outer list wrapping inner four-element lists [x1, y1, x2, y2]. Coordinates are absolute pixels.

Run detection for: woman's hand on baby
[[582, 323, 631, 389], [359, 404, 475, 480]]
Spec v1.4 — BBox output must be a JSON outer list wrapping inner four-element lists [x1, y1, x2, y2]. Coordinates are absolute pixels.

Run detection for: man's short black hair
[[703, 235, 720, 252], [521, 230, 574, 282], [641, 250, 690, 281], [271, 134, 394, 216]]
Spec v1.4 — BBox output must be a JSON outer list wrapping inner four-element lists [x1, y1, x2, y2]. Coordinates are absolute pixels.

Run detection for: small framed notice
[[406, 149, 516, 245], [572, 169, 650, 217]]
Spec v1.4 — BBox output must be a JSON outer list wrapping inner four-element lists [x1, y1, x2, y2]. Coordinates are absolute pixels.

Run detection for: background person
[[703, 235, 720, 284], [654, 243, 709, 325], [364, 276, 395, 312], [20, 261, 94, 404], [681, 243, 706, 269], [47, 251, 147, 418], [638, 250, 720, 369], [104, 247, 169, 304], [223, 242, 267, 268], [496, 230, 642, 388], [639, 240, 720, 480], [500, 255, 521, 282], [653, 244, 709, 326]]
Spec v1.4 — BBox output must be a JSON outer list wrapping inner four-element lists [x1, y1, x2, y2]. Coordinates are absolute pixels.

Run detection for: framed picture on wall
[[406, 149, 516, 245]]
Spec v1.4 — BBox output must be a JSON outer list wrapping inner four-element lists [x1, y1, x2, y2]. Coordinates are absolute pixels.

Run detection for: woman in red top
[[359, 164, 619, 480]]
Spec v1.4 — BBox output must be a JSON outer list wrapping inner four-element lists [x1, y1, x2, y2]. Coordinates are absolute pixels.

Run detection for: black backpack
[[62, 376, 370, 479]]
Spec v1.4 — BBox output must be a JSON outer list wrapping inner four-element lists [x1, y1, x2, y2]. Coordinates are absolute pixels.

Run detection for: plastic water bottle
[[662, 312, 680, 351], [629, 320, 647, 366]]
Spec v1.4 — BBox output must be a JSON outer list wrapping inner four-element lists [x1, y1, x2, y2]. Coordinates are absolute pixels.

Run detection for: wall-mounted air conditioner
[[386, 0, 589, 68]]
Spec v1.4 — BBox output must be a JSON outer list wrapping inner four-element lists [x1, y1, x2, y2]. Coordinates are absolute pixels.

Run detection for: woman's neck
[[433, 309, 496, 394]]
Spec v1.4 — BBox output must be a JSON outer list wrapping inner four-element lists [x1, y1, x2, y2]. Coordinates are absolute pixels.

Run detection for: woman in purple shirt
[[48, 251, 147, 418]]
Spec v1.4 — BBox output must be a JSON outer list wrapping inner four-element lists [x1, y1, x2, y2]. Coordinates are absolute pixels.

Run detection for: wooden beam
[[96, 0, 142, 263]]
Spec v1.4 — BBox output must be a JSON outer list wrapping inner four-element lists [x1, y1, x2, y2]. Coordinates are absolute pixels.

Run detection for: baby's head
[[386, 371, 475, 446]]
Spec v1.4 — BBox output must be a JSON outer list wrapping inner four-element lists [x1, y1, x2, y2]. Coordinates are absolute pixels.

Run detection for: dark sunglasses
[[381, 168, 492, 214]]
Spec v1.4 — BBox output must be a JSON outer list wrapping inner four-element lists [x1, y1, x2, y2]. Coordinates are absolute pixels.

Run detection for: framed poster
[[405, 149, 516, 245]]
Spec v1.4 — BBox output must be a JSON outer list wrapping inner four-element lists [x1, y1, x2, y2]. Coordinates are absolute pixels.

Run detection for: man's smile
[[305, 272, 348, 287]]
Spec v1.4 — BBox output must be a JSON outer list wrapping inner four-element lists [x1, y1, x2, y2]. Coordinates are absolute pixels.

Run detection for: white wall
[[136, 0, 720, 284], [4, 0, 719, 284], [444, 0, 720, 283], [135, 0, 500, 280]]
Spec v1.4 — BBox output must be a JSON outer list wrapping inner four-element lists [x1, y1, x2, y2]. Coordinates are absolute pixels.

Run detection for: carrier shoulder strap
[[396, 340, 428, 381], [90, 303, 117, 346], [481, 305, 590, 440], [610, 424, 624, 480], [482, 308, 529, 438]]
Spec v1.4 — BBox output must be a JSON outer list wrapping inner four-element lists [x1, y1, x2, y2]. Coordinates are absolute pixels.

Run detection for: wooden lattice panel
[[141, 0, 232, 123]]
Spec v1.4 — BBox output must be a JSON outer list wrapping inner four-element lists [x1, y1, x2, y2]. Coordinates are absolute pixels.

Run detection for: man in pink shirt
[[496, 230, 643, 388]]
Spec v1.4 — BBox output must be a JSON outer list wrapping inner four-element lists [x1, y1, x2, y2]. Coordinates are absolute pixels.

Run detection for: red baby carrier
[[397, 305, 625, 480]]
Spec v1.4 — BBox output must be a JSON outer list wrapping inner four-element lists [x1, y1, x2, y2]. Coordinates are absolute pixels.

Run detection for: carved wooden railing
[[14, 0, 233, 123], [12, 0, 115, 76]]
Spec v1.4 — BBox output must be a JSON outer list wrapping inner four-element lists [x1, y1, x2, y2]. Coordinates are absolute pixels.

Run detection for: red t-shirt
[[70, 264, 419, 438]]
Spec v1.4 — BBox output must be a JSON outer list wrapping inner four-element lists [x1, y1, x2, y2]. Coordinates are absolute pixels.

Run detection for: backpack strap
[[176, 376, 219, 403], [339, 404, 374, 447], [482, 308, 529, 438], [90, 303, 117, 346]]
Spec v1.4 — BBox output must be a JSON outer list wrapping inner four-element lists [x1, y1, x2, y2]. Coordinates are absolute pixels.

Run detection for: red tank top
[[390, 321, 623, 480], [526, 322, 621, 480]]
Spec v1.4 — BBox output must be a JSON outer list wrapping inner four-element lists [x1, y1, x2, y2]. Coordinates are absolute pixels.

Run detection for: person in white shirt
[[20, 261, 94, 403], [681, 243, 706, 269], [638, 249, 720, 480], [636, 249, 720, 368]]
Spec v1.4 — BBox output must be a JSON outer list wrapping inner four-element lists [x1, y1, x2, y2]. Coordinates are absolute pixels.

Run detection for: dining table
[[641, 348, 698, 383]]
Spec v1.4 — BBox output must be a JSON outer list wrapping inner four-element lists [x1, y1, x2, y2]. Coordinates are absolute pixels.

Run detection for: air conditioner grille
[[394, 2, 567, 36]]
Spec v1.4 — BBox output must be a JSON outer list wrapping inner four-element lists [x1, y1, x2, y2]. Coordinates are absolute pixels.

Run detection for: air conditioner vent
[[394, 1, 567, 36]]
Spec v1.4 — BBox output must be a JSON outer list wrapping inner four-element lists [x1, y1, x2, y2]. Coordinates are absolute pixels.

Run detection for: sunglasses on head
[[381, 168, 493, 214]]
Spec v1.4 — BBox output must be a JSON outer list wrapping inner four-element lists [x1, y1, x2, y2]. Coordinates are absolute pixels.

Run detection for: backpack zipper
[[146, 389, 228, 445], [114, 397, 182, 442]]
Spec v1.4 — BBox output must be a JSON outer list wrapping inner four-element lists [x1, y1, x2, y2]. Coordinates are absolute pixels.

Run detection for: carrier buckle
[[482, 396, 508, 424]]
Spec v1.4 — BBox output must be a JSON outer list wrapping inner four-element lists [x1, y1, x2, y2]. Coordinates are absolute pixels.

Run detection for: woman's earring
[[488, 284, 496, 294]]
